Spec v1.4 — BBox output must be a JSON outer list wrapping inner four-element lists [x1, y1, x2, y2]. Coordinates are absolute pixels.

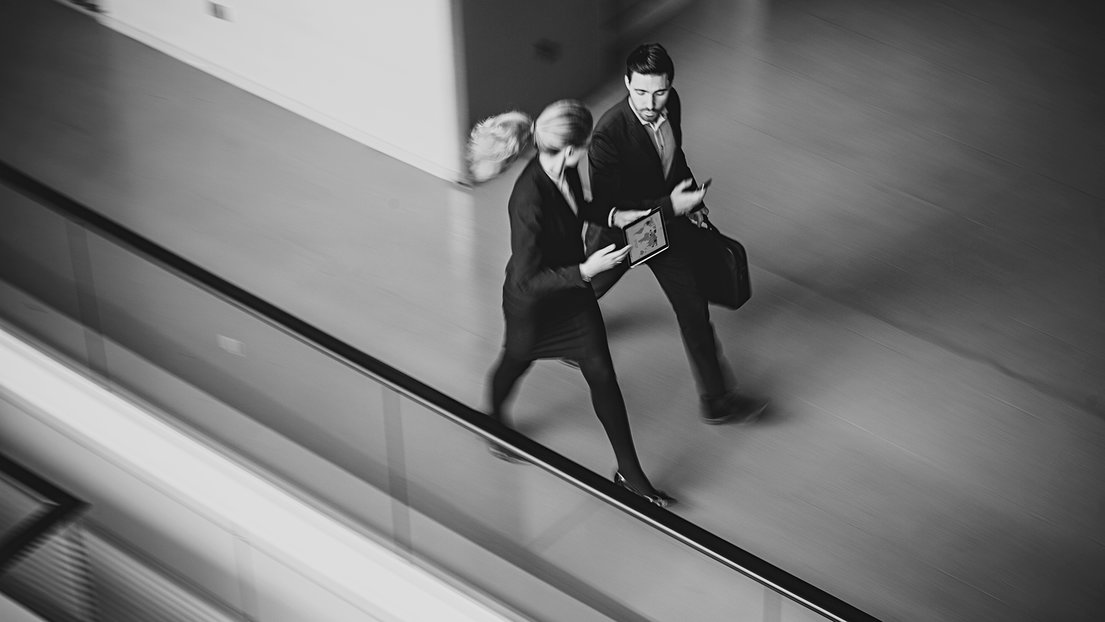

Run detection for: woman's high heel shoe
[[613, 472, 677, 507], [488, 442, 527, 464]]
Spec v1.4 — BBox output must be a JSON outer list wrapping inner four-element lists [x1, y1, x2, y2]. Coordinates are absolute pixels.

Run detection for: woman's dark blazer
[[502, 156, 608, 317], [589, 88, 698, 222]]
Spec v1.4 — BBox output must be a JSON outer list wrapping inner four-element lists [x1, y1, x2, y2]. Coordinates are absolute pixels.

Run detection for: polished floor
[[2, 1, 1104, 621]]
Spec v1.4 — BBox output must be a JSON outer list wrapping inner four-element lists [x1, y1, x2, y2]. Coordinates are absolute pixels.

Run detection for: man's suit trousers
[[593, 217, 729, 399]]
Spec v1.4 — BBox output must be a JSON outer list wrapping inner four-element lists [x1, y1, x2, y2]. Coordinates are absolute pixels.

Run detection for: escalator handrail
[[0, 159, 880, 622]]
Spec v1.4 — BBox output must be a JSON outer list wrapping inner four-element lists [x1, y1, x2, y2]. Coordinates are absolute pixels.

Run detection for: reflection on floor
[[2, 0, 1103, 621]]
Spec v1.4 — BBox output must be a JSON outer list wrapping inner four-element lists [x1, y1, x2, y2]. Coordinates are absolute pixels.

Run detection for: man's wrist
[[659, 199, 676, 221]]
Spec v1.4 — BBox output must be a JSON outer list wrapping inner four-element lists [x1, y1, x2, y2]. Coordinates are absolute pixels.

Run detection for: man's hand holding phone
[[671, 177, 710, 216]]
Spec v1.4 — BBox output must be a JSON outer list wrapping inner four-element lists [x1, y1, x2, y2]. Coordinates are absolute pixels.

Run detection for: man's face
[[625, 71, 671, 122]]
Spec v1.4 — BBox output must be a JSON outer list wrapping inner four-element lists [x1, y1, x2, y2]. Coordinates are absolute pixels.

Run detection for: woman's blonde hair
[[466, 100, 593, 184]]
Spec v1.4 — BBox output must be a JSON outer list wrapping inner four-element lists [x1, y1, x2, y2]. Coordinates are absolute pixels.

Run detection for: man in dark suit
[[588, 43, 768, 424]]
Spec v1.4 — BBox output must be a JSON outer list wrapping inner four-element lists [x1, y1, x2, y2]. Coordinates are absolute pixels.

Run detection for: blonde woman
[[471, 100, 675, 507]]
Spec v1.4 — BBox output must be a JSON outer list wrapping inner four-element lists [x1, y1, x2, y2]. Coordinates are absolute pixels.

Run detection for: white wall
[[94, 0, 465, 181]]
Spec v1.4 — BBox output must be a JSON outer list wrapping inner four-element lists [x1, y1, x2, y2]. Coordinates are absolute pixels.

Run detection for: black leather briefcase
[[693, 217, 751, 310]]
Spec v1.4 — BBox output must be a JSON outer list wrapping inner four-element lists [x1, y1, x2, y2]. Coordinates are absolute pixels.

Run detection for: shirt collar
[[627, 99, 668, 127]]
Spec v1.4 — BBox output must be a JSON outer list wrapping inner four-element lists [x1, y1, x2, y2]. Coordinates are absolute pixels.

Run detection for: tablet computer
[[623, 208, 669, 268]]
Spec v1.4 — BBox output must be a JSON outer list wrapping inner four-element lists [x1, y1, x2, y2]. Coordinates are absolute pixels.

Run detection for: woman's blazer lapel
[[530, 163, 580, 231]]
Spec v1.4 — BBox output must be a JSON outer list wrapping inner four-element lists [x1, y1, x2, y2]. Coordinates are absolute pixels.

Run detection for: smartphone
[[696, 178, 713, 191]]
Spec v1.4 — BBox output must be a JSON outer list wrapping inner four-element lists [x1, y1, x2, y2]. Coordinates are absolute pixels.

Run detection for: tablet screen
[[624, 209, 669, 267]]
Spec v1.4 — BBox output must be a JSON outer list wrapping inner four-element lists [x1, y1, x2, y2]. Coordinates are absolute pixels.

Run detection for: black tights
[[488, 351, 654, 491]]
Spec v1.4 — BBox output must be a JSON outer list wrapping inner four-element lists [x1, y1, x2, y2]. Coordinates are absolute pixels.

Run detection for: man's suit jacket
[[589, 88, 697, 222], [503, 156, 608, 315], [586, 89, 700, 297]]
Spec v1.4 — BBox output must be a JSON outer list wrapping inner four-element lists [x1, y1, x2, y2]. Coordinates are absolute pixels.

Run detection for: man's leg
[[649, 223, 767, 423], [647, 236, 729, 399]]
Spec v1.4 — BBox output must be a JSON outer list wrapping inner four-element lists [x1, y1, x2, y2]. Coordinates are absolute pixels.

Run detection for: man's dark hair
[[625, 43, 674, 82]]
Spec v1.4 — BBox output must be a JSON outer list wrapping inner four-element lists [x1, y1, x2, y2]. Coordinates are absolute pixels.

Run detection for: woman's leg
[[488, 350, 533, 425], [577, 352, 658, 493], [486, 350, 534, 463]]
